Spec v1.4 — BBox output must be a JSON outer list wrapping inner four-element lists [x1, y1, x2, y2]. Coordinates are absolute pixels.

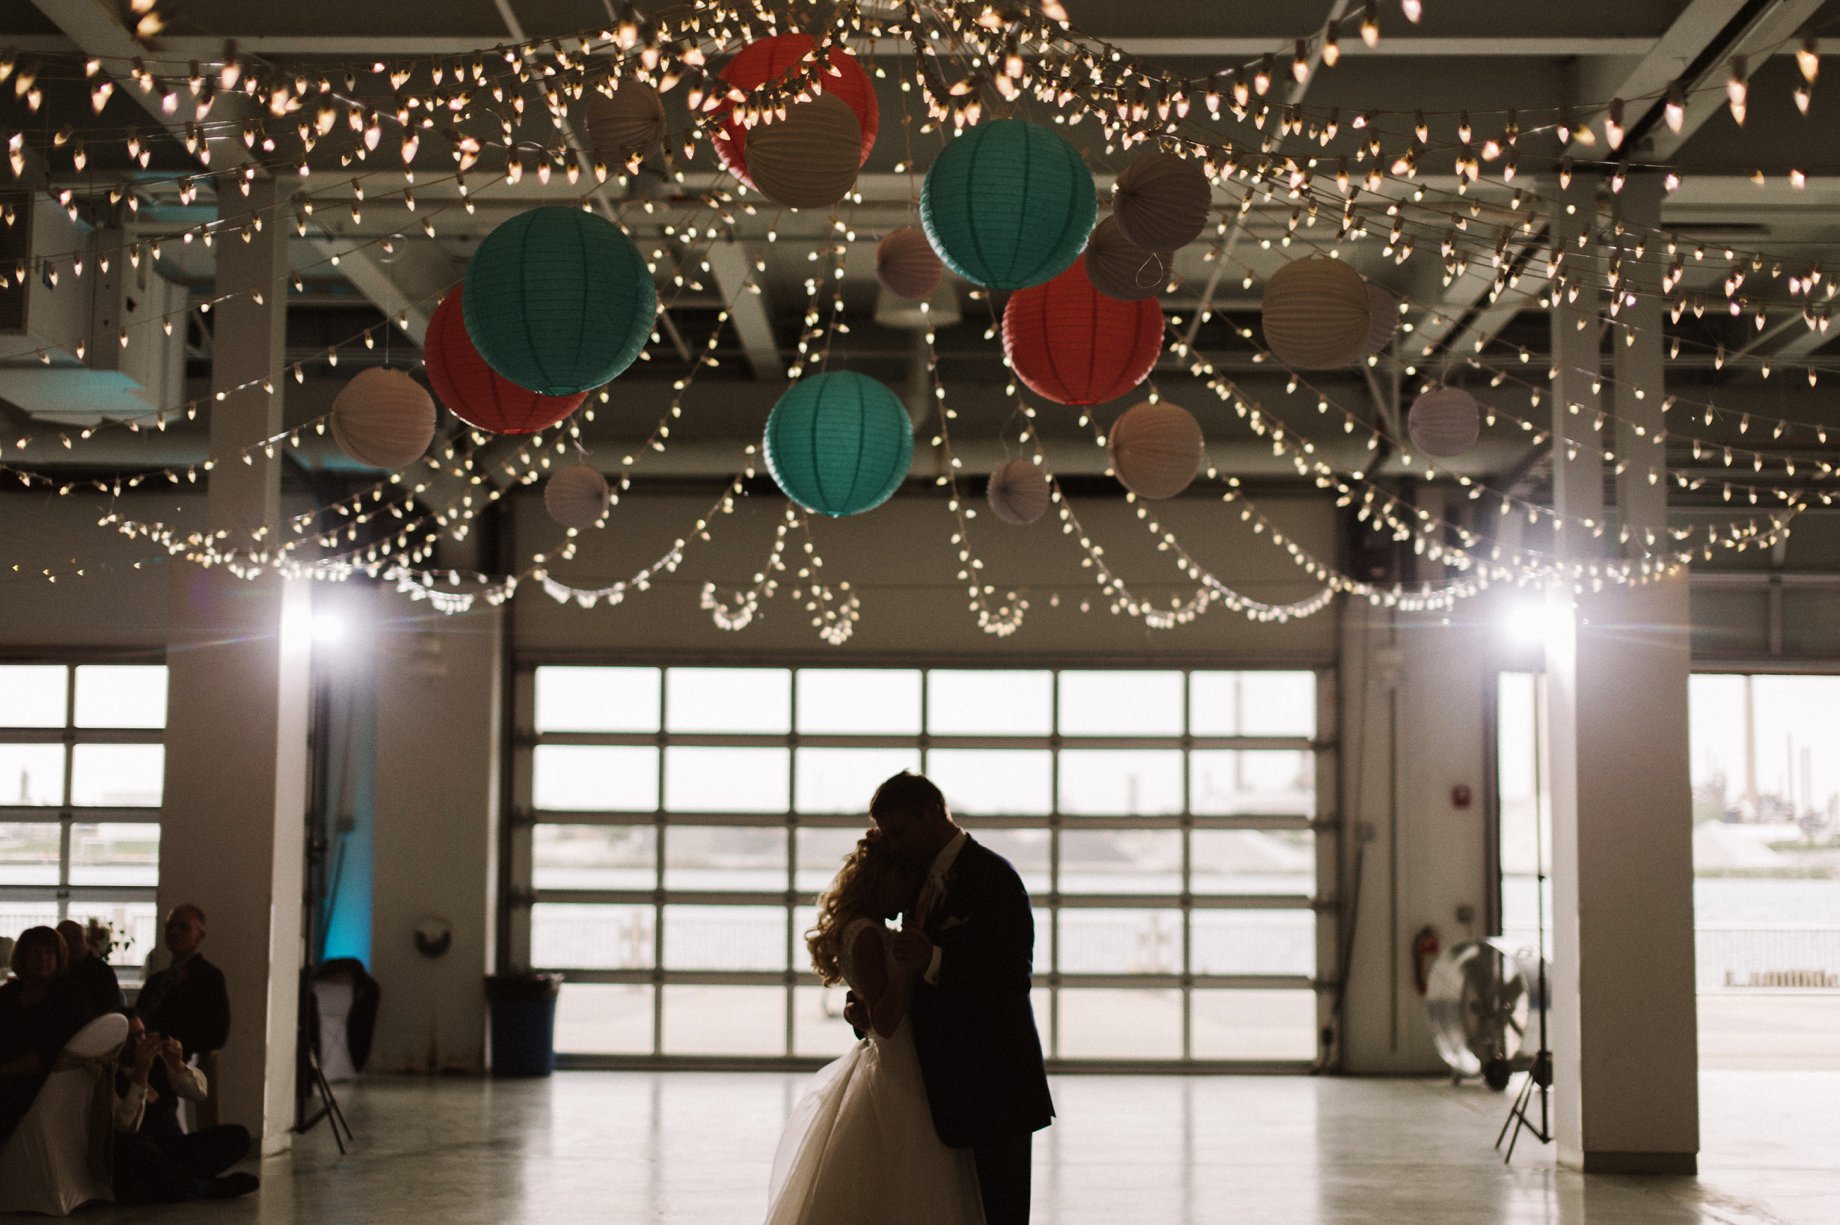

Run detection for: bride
[[765, 834, 985, 1225]]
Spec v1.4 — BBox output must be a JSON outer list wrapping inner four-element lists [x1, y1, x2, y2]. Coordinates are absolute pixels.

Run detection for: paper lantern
[[877, 226, 945, 302], [330, 368, 436, 470], [464, 207, 655, 396], [1002, 256, 1161, 407], [921, 119, 1096, 290], [1364, 283, 1400, 357], [744, 94, 862, 209], [1109, 401, 1203, 500], [1111, 152, 1211, 252], [1408, 387, 1482, 457], [1260, 256, 1372, 369], [986, 458, 1051, 526], [711, 34, 878, 188], [764, 371, 913, 517], [585, 80, 666, 163], [544, 464, 610, 529], [1084, 216, 1167, 302], [425, 287, 587, 435]]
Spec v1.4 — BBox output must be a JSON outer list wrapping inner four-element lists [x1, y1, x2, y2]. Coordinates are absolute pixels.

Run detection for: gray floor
[[81, 1070, 1838, 1224]]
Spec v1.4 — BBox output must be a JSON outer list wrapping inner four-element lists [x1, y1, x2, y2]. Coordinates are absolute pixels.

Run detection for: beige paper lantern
[[544, 464, 610, 529], [1260, 257, 1372, 369], [1364, 283, 1400, 356], [1408, 387, 1482, 458], [986, 458, 1051, 525], [1109, 401, 1204, 500], [876, 226, 945, 302], [1112, 152, 1211, 253], [745, 93, 862, 210], [330, 368, 436, 470], [585, 80, 666, 163], [1084, 216, 1168, 302]]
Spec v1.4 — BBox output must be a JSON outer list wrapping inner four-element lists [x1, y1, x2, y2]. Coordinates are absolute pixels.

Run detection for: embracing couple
[[766, 772, 1055, 1225]]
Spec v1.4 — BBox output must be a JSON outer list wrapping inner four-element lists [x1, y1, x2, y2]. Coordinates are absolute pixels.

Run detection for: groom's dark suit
[[911, 836, 1054, 1225]]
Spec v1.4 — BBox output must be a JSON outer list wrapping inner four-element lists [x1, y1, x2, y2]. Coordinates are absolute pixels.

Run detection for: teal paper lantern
[[920, 119, 1096, 290], [764, 372, 914, 517], [463, 207, 655, 396]]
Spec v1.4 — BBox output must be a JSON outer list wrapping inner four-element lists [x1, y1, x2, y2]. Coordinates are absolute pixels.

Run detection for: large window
[[0, 663, 168, 973], [512, 665, 1332, 1067]]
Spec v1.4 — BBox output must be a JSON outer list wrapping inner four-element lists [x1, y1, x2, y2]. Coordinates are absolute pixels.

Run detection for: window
[[515, 665, 1329, 1066], [0, 663, 168, 973]]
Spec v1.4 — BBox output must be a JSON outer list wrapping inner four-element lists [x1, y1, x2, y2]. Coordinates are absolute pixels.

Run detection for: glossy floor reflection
[[92, 1070, 1837, 1224]]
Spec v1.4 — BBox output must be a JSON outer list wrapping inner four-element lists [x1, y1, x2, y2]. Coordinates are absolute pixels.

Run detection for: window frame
[[506, 659, 1338, 1071]]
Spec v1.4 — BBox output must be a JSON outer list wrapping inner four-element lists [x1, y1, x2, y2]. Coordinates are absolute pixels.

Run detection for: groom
[[857, 771, 1054, 1225]]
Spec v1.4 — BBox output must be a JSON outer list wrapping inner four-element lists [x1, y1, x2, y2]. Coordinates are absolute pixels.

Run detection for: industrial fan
[[1425, 938, 1546, 1091]]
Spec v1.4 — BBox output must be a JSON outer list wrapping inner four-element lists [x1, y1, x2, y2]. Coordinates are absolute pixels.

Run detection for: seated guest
[[134, 904, 230, 1146], [0, 927, 85, 1146], [56, 920, 124, 1021], [112, 1015, 256, 1202]]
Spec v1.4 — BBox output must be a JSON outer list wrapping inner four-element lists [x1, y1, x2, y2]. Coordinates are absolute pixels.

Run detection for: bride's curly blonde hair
[[806, 834, 913, 986]]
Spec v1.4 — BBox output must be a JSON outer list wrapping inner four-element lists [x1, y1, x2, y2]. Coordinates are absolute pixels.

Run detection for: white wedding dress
[[765, 918, 985, 1225]]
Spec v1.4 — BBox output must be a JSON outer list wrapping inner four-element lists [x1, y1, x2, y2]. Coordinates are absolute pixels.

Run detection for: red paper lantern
[[709, 34, 878, 189], [425, 287, 588, 435], [1001, 256, 1163, 407]]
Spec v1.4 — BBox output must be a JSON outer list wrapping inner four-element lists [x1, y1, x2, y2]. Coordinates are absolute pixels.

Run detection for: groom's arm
[[921, 867, 1036, 997]]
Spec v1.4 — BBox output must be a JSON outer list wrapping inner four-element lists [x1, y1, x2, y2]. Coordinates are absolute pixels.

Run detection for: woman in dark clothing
[[0, 926, 87, 1147]]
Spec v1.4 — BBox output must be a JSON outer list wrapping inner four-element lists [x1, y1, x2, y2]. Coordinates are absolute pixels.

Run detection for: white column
[[1544, 173, 1699, 1174], [158, 178, 309, 1153]]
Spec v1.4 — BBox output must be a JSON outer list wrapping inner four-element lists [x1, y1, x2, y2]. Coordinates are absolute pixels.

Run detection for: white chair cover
[[313, 975, 359, 1082], [0, 1012, 128, 1216]]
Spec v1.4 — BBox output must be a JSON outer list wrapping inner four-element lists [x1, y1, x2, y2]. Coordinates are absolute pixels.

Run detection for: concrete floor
[[85, 1070, 1838, 1225]]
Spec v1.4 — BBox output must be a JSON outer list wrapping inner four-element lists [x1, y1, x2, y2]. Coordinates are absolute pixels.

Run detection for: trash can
[[485, 973, 563, 1077]]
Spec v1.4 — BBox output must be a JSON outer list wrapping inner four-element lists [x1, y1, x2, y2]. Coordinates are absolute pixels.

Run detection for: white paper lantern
[[986, 458, 1051, 525], [876, 226, 945, 302], [1084, 216, 1167, 302], [1260, 257, 1372, 369], [745, 93, 862, 210], [1408, 387, 1482, 457], [1112, 152, 1211, 252], [1109, 401, 1204, 499], [544, 464, 610, 529], [1364, 282, 1400, 357], [585, 81, 666, 163], [330, 368, 436, 470]]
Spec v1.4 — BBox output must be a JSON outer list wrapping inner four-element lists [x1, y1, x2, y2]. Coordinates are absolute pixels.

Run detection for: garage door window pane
[[555, 984, 653, 1055], [1058, 988, 1182, 1059], [795, 827, 867, 893], [0, 666, 67, 728], [972, 829, 1052, 896], [71, 745, 163, 807], [0, 744, 65, 806], [535, 667, 660, 733], [0, 823, 62, 885], [1191, 830, 1314, 896], [1058, 671, 1183, 736], [663, 747, 789, 814], [794, 984, 853, 1057], [663, 905, 788, 971], [1058, 909, 1183, 975], [68, 823, 159, 886], [533, 825, 656, 891], [796, 670, 921, 735], [928, 671, 1052, 736], [532, 903, 654, 970], [1190, 671, 1315, 737], [666, 669, 790, 734], [1191, 990, 1318, 1060], [1190, 750, 1314, 815], [1059, 829, 1182, 895], [74, 666, 167, 729], [1058, 750, 1183, 816], [534, 746, 658, 811], [663, 827, 785, 892], [661, 986, 784, 1056], [794, 748, 919, 814], [929, 750, 1052, 816], [1191, 911, 1314, 976]]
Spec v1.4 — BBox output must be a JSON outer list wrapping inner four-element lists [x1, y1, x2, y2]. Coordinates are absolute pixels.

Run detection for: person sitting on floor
[[0, 927, 86, 1148], [56, 920, 124, 1022], [112, 1014, 257, 1202], [135, 903, 231, 1148]]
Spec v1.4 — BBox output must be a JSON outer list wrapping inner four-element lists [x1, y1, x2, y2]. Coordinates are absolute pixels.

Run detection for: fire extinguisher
[[1411, 925, 1440, 995]]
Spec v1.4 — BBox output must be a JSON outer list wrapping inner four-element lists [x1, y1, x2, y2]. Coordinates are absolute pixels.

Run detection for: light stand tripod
[[1496, 705, 1553, 1163]]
